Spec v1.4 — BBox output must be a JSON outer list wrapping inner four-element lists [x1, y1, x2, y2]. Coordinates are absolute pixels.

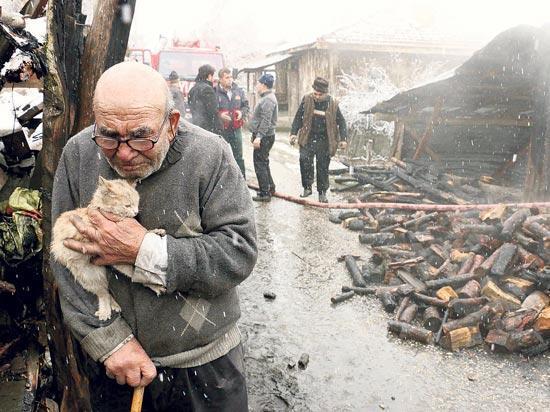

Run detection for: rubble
[[331, 158, 549, 356]]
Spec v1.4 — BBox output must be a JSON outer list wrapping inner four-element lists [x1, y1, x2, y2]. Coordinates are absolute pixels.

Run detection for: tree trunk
[[42, 1, 136, 408]]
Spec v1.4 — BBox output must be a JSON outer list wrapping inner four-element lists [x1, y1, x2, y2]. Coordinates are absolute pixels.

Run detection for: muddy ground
[[237, 134, 549, 412]]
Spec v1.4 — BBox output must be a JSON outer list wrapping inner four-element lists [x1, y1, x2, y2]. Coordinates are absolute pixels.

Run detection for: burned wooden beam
[[442, 306, 493, 334], [500, 209, 531, 240], [423, 306, 443, 332], [344, 255, 366, 287], [425, 273, 482, 290], [490, 243, 517, 277], [387, 321, 433, 344]]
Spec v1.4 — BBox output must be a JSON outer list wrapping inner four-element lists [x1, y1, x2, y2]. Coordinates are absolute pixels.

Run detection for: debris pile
[[329, 165, 549, 355]]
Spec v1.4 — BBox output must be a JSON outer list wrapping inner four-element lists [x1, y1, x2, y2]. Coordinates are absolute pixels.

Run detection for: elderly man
[[51, 62, 256, 411], [290, 76, 348, 203]]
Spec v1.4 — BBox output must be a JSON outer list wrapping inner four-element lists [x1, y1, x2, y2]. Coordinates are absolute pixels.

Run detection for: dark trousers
[[300, 138, 331, 193], [222, 128, 245, 178], [253, 135, 275, 195], [88, 345, 248, 412]]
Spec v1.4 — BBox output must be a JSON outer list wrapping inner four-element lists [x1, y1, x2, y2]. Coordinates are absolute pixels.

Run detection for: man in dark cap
[[290, 76, 347, 203], [248, 73, 278, 201], [188, 64, 222, 134]]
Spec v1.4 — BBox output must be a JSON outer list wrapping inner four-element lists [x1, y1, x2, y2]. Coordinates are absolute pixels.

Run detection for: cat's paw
[[147, 284, 167, 296], [95, 307, 112, 321], [151, 228, 166, 237], [110, 298, 121, 313]]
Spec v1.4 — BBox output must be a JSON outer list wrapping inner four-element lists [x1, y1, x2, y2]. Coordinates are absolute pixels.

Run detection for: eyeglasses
[[92, 113, 170, 151]]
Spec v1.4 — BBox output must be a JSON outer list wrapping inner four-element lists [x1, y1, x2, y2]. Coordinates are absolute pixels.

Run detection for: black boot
[[300, 187, 312, 198], [318, 192, 328, 203], [253, 193, 271, 202]]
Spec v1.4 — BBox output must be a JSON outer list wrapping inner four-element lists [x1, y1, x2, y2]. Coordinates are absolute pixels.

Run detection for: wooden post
[[42, 1, 136, 408]]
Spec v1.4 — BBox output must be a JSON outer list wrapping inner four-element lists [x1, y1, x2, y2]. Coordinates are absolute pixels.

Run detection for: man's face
[[95, 106, 175, 179], [220, 72, 233, 89], [313, 90, 326, 101], [255, 82, 266, 94]]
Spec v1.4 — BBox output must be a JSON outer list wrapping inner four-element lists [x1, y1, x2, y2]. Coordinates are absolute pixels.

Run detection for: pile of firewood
[[330, 203, 550, 356]]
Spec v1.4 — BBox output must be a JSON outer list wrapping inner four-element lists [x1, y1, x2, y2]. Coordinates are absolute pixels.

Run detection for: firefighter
[[290, 77, 348, 203], [188, 64, 222, 134], [215, 68, 249, 177]]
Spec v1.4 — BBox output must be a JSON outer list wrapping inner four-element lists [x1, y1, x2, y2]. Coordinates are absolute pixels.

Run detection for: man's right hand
[[104, 338, 157, 387], [220, 113, 232, 122], [289, 135, 297, 146]]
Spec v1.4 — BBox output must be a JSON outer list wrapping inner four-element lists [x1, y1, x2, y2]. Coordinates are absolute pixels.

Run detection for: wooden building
[[366, 25, 550, 201], [240, 17, 479, 116]]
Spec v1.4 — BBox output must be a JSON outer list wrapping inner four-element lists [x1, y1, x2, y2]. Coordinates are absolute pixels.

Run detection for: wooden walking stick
[[131, 386, 145, 412]]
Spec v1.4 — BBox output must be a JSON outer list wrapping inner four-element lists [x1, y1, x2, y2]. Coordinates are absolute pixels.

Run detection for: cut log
[[448, 297, 489, 318], [402, 212, 439, 230], [485, 329, 511, 352], [398, 303, 419, 323], [331, 291, 355, 304], [507, 329, 544, 352], [496, 309, 539, 332], [395, 296, 411, 320], [469, 255, 486, 273], [523, 220, 550, 242], [514, 232, 540, 254], [499, 277, 535, 301], [342, 284, 414, 296], [481, 281, 521, 308], [435, 286, 458, 302], [396, 270, 427, 293], [387, 257, 424, 269], [490, 243, 517, 277], [442, 306, 493, 334], [521, 291, 550, 311], [378, 290, 397, 313], [358, 233, 396, 246], [423, 306, 443, 332], [520, 340, 550, 357], [457, 280, 481, 299], [516, 246, 545, 270], [344, 255, 366, 287], [387, 321, 434, 344], [500, 209, 531, 240], [534, 307, 550, 336], [450, 250, 472, 263], [411, 292, 448, 308], [426, 273, 482, 290], [440, 326, 483, 351], [458, 224, 501, 237], [474, 247, 501, 276], [457, 254, 476, 276]]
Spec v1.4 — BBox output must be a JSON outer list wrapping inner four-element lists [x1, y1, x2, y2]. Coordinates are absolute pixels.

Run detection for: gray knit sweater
[[248, 90, 278, 138], [51, 120, 257, 367]]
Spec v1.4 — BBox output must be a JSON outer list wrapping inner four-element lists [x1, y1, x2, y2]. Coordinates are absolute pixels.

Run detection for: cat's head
[[90, 176, 140, 217]]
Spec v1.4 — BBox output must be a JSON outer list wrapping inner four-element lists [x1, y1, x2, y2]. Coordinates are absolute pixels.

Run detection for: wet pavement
[[238, 134, 549, 411]]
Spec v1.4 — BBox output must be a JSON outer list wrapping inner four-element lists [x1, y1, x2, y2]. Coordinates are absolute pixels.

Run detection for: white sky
[[129, 0, 550, 64]]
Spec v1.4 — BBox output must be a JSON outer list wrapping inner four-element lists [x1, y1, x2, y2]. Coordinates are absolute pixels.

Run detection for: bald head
[[93, 62, 169, 116]]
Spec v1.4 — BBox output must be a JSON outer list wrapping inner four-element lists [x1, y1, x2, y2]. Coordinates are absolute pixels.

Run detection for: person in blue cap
[[248, 73, 278, 202]]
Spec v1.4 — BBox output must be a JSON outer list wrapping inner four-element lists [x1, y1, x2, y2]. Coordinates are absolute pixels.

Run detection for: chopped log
[[490, 243, 517, 277], [387, 321, 434, 344], [411, 292, 448, 308], [507, 329, 544, 352], [341, 284, 414, 296], [436, 286, 458, 302], [480, 204, 507, 221], [442, 306, 493, 334], [388, 257, 424, 269], [378, 290, 398, 313], [398, 303, 419, 323], [516, 246, 545, 270], [521, 291, 550, 311], [395, 296, 411, 320], [331, 291, 355, 304], [485, 329, 511, 352], [426, 273, 482, 290], [470, 255, 486, 273], [520, 340, 550, 357], [457, 254, 476, 276], [344, 255, 366, 287], [448, 297, 489, 318], [353, 173, 395, 192], [474, 248, 501, 276], [423, 306, 443, 332], [450, 250, 472, 263], [481, 281, 521, 308], [373, 246, 415, 259], [534, 307, 550, 335], [497, 309, 539, 332], [343, 217, 366, 231], [396, 270, 427, 293], [440, 326, 483, 351], [500, 277, 535, 300], [458, 280, 481, 299], [500, 209, 531, 240], [402, 212, 439, 230], [380, 223, 402, 233], [358, 233, 396, 246], [514, 232, 540, 254], [0, 280, 16, 294], [433, 258, 451, 278], [458, 224, 500, 237], [522, 220, 550, 242]]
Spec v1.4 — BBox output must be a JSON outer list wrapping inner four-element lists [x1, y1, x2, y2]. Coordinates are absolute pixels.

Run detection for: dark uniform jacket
[[188, 80, 222, 134]]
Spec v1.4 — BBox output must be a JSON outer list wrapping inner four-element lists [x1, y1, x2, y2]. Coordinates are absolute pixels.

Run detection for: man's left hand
[[235, 110, 242, 121], [64, 209, 147, 266], [338, 141, 348, 150], [253, 137, 261, 150]]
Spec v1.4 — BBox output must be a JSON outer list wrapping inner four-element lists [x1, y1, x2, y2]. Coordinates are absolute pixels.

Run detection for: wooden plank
[[413, 98, 443, 160]]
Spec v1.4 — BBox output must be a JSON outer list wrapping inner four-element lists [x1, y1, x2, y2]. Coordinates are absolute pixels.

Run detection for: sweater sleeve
[[164, 144, 257, 298], [253, 98, 276, 138], [51, 142, 134, 362], [290, 99, 305, 135], [336, 105, 348, 141]]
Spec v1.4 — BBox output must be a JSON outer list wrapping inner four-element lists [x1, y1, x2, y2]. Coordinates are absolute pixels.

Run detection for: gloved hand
[[289, 135, 298, 146]]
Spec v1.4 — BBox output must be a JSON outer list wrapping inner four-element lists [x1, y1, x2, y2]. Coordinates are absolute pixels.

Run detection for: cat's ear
[[98, 176, 112, 189]]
